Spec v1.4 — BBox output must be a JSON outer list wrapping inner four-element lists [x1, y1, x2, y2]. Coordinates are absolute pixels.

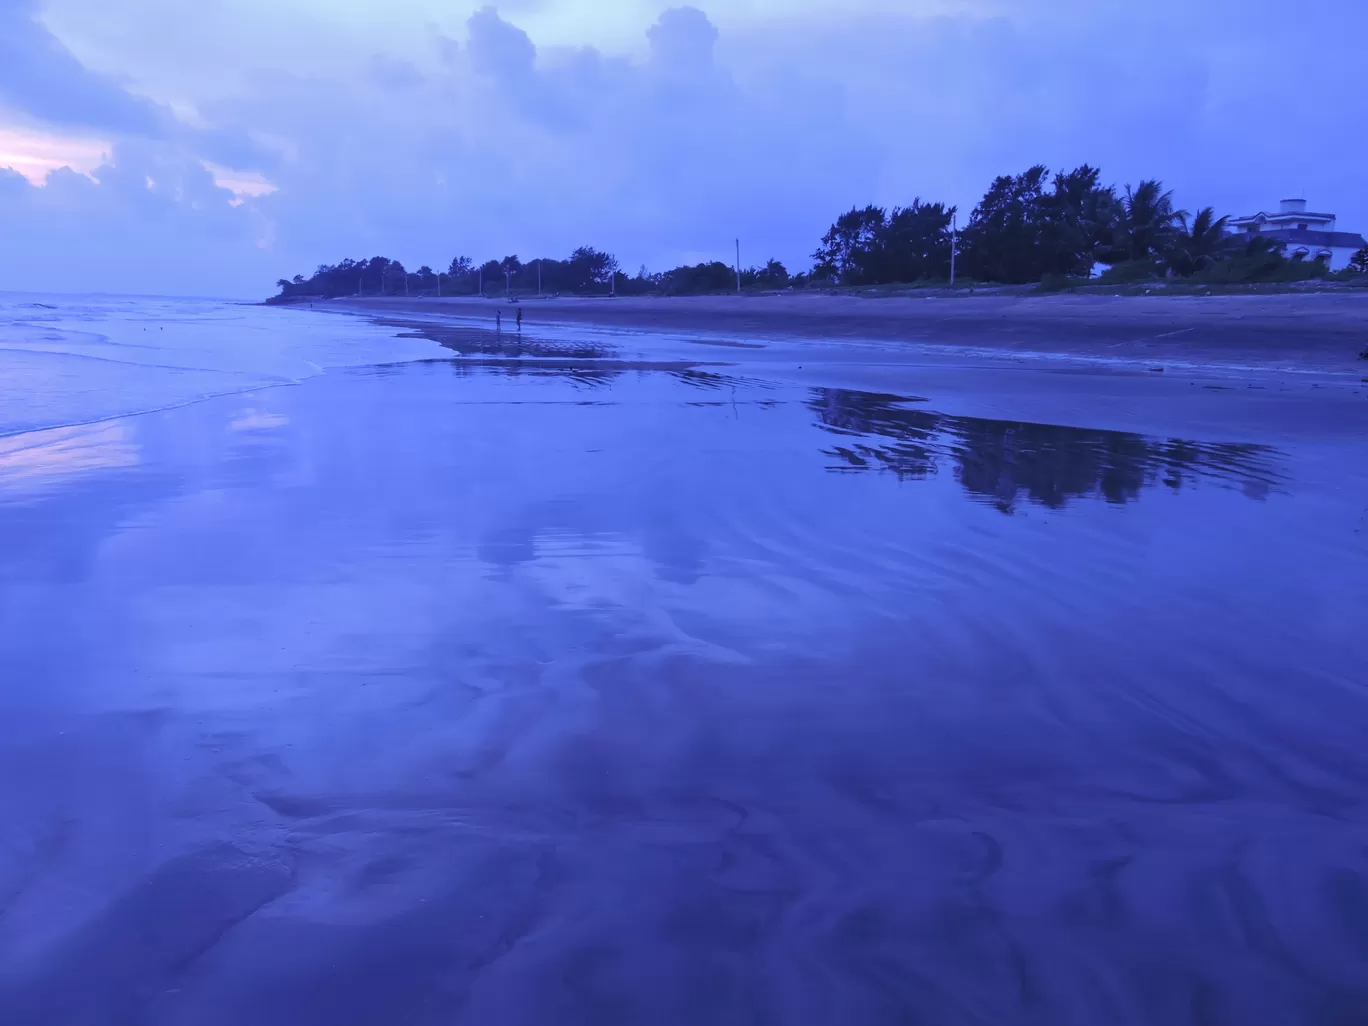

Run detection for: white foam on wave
[[0, 293, 440, 439]]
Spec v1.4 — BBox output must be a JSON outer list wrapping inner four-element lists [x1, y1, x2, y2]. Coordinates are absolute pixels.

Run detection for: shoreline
[[317, 293, 1368, 374]]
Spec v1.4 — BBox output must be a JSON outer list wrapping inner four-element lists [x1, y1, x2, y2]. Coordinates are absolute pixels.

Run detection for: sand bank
[[322, 292, 1368, 373]]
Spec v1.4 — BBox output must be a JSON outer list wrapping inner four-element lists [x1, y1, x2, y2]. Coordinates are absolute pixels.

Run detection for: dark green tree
[[384, 260, 408, 294], [959, 166, 1050, 283], [812, 201, 954, 284], [1165, 207, 1231, 276], [566, 247, 619, 291], [961, 165, 1116, 282], [476, 259, 501, 293], [1039, 165, 1117, 275], [813, 205, 886, 282], [658, 262, 735, 294], [1114, 180, 1185, 262], [876, 201, 955, 282], [753, 258, 790, 288]]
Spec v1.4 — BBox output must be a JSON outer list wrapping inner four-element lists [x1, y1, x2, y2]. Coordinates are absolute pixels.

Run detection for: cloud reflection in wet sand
[[0, 421, 139, 494], [229, 410, 290, 433]]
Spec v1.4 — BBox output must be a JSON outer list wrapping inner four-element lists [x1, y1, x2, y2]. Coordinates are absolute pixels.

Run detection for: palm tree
[[1116, 180, 1186, 262], [1166, 207, 1231, 276]]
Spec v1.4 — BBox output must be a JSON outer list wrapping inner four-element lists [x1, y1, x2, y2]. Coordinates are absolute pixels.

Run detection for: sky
[[1, 0, 1366, 297]]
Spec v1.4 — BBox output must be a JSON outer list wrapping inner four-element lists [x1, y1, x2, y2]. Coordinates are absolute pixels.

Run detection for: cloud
[[0, 0, 274, 179], [0, 0, 1365, 297], [648, 6, 718, 72], [0, 0, 168, 136], [467, 5, 537, 81], [0, 140, 268, 296], [757, 0, 1368, 223], [0, 124, 108, 181], [204, 5, 877, 285]]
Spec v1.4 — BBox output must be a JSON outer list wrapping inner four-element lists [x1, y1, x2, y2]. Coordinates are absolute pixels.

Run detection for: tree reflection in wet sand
[[810, 388, 1281, 511]]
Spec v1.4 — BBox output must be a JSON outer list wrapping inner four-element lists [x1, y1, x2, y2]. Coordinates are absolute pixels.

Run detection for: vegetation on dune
[[958, 165, 1117, 283], [812, 200, 955, 285], [274, 247, 621, 302], [271, 248, 797, 302], [269, 165, 1367, 302]]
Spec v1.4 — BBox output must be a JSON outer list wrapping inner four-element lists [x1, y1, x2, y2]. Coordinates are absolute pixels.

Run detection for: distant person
[[516, 307, 522, 331], [496, 310, 502, 332]]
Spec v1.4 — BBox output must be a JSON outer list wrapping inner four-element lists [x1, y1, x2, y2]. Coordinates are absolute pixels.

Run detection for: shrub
[[1096, 260, 1162, 284], [1190, 253, 1326, 285], [1038, 272, 1088, 292]]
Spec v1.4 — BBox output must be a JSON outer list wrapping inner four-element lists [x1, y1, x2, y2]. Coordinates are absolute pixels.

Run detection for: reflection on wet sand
[[229, 409, 290, 432], [366, 319, 742, 391], [3, 304, 1366, 1026], [811, 388, 1281, 510], [383, 318, 616, 361], [0, 421, 139, 494]]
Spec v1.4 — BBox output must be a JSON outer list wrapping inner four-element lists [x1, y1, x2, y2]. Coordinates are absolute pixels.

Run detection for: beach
[[2, 292, 1367, 1025], [326, 291, 1368, 373]]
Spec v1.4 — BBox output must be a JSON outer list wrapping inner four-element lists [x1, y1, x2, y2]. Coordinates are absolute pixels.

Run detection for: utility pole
[[949, 214, 958, 288], [436, 272, 441, 298], [358, 275, 363, 297], [478, 267, 483, 296], [735, 238, 742, 293], [505, 269, 511, 295]]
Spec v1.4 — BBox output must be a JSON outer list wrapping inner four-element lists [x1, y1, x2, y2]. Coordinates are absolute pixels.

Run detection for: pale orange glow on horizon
[[0, 126, 109, 183], [0, 126, 277, 202]]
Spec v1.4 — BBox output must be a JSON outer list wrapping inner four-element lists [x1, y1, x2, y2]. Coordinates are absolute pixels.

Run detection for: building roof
[[1229, 211, 1335, 223], [1258, 228, 1366, 249]]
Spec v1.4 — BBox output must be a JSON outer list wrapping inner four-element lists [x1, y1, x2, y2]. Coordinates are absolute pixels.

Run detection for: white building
[[1227, 199, 1366, 271]]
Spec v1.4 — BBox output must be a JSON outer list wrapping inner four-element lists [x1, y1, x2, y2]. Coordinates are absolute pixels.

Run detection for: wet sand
[[328, 292, 1368, 373], [3, 296, 1368, 1025]]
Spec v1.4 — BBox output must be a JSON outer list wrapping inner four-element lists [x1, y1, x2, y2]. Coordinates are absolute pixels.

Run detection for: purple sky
[[2, 0, 1365, 296]]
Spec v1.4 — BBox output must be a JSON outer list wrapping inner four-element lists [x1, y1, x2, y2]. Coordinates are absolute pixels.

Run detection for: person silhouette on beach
[[516, 307, 522, 331], [496, 310, 502, 332]]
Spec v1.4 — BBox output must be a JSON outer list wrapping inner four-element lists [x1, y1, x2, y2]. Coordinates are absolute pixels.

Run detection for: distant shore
[[311, 292, 1368, 373]]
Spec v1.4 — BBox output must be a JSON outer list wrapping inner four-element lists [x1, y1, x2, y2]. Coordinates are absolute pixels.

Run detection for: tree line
[[270, 164, 1368, 301], [275, 248, 616, 301], [271, 247, 795, 302], [816, 165, 1367, 287]]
